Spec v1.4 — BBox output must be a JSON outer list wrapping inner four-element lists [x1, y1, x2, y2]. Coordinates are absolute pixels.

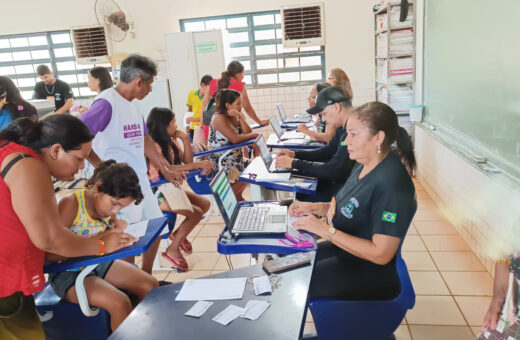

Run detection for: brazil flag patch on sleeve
[[381, 211, 397, 223]]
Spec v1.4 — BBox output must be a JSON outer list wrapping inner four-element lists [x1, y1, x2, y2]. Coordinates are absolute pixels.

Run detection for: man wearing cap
[[276, 86, 355, 202]]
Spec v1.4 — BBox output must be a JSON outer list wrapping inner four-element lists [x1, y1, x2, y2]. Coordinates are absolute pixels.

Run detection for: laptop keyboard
[[235, 207, 269, 231]]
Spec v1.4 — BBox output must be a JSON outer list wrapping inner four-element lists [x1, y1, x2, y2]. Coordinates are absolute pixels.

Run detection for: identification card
[[326, 197, 336, 225]]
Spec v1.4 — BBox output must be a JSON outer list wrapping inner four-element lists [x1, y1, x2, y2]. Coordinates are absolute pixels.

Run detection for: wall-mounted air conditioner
[[71, 26, 110, 64], [281, 3, 325, 48]]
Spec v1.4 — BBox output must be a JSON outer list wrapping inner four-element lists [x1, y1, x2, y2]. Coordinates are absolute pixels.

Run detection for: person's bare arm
[[297, 123, 336, 143], [482, 262, 511, 331], [176, 132, 193, 164], [6, 157, 136, 256], [211, 114, 258, 144], [86, 149, 102, 168], [55, 98, 74, 114], [144, 134, 185, 184], [201, 89, 211, 126], [241, 88, 268, 125]]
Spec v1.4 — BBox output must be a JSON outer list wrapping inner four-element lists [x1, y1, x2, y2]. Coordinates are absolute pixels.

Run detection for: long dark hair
[[0, 115, 94, 152], [0, 76, 37, 120], [215, 89, 241, 117], [87, 159, 143, 205], [89, 67, 113, 92], [351, 102, 416, 171], [146, 107, 180, 165], [218, 61, 244, 90]]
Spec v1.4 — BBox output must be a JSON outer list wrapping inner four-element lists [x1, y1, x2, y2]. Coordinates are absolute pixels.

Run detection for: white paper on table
[[254, 172, 291, 182], [184, 300, 213, 318], [252, 276, 272, 295], [212, 305, 245, 325], [124, 220, 148, 238], [241, 300, 271, 321], [175, 278, 247, 301]]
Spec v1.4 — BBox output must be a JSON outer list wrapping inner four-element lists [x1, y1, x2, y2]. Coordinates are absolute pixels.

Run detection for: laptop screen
[[269, 116, 284, 139], [276, 103, 287, 121], [209, 169, 238, 222], [256, 135, 272, 167]]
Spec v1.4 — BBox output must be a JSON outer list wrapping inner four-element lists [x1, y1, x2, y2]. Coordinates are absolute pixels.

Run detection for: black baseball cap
[[306, 86, 352, 115]]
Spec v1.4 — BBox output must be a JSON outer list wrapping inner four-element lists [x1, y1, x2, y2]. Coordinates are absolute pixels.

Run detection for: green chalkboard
[[423, 0, 520, 178]]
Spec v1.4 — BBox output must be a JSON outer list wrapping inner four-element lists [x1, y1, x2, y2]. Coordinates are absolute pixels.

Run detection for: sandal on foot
[[179, 240, 193, 254], [161, 252, 189, 272]]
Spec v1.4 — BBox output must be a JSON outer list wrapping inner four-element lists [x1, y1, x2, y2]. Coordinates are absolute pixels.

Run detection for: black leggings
[[309, 241, 401, 301]]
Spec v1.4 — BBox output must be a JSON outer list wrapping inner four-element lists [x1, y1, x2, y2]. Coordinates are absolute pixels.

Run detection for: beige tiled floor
[[145, 180, 492, 340]]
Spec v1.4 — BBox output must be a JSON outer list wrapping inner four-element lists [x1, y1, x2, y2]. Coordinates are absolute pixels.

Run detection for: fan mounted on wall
[[95, 0, 135, 42]]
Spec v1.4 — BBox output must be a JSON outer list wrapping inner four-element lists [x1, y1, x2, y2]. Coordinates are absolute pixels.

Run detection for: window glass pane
[[12, 51, 31, 61], [56, 61, 76, 71], [284, 58, 300, 68], [184, 21, 205, 32], [0, 66, 15, 75], [277, 44, 298, 53], [28, 36, 48, 46], [255, 44, 276, 56], [276, 29, 282, 39], [300, 56, 322, 66], [15, 64, 34, 74], [9, 38, 29, 48], [17, 78, 36, 87], [257, 59, 277, 70], [54, 47, 74, 58], [60, 74, 78, 84], [51, 33, 71, 44], [241, 60, 251, 70], [77, 73, 89, 82], [75, 63, 92, 70], [79, 87, 96, 96], [20, 91, 32, 100], [253, 14, 274, 26], [72, 88, 80, 97], [275, 14, 282, 24], [0, 39, 9, 49], [205, 19, 226, 30], [31, 49, 50, 60], [277, 58, 284, 68], [299, 46, 321, 52], [227, 47, 249, 58], [0, 53, 13, 62], [226, 32, 249, 43], [226, 17, 247, 28], [301, 70, 322, 81], [243, 75, 252, 85], [254, 30, 275, 41], [258, 74, 278, 84], [33, 63, 52, 72], [279, 72, 300, 82]]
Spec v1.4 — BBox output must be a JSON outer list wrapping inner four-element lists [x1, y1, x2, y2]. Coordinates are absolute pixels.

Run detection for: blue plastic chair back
[[309, 249, 415, 340]]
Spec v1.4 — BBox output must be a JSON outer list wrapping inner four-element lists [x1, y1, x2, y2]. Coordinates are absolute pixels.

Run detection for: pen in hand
[[96, 218, 114, 230]]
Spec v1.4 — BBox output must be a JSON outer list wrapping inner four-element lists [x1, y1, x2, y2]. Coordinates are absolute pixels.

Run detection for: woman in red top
[[201, 61, 268, 139], [0, 115, 137, 339]]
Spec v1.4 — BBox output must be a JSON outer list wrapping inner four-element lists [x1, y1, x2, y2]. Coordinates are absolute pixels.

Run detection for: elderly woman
[[291, 101, 417, 300]]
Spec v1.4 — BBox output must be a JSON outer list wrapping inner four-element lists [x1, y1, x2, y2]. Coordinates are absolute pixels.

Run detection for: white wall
[[4, 0, 376, 101]]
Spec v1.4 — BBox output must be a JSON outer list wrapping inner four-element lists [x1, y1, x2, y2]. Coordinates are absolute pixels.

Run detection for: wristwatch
[[327, 227, 337, 241]]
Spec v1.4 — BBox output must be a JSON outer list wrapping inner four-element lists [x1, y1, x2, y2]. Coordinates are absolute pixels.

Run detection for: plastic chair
[[34, 283, 111, 340], [308, 250, 415, 340]]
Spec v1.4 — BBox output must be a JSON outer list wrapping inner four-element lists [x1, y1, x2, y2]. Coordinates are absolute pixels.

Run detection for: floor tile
[[414, 220, 458, 235], [441, 272, 493, 296], [430, 252, 486, 271], [167, 270, 212, 283], [203, 215, 225, 225], [413, 209, 447, 222], [454, 296, 493, 326], [184, 252, 220, 271], [417, 198, 439, 211], [394, 325, 411, 340], [213, 254, 252, 270], [408, 325, 474, 340], [152, 270, 170, 281], [407, 224, 418, 235], [422, 235, 471, 252], [405, 296, 466, 325], [303, 322, 316, 334], [191, 236, 219, 252], [402, 235, 427, 251], [187, 223, 205, 240], [409, 271, 450, 295], [402, 251, 437, 271], [197, 223, 225, 237]]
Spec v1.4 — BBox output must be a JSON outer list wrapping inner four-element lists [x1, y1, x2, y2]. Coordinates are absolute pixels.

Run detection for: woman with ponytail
[[289, 101, 417, 301], [0, 76, 37, 129], [0, 115, 136, 339], [201, 61, 268, 140]]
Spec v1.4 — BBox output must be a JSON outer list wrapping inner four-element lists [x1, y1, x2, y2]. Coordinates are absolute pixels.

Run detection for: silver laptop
[[209, 169, 288, 235], [269, 117, 306, 141], [255, 135, 292, 173], [277, 103, 311, 124]]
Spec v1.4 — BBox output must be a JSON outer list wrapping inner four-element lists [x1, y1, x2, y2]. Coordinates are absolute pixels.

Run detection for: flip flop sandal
[[179, 240, 193, 254], [161, 252, 189, 272]]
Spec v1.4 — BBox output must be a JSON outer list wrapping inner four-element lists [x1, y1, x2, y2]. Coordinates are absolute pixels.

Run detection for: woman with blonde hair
[[327, 68, 354, 100]]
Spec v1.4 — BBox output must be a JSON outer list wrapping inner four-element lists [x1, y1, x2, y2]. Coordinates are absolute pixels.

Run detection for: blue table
[[44, 217, 167, 316], [266, 133, 324, 150], [193, 138, 256, 157], [109, 251, 316, 340]]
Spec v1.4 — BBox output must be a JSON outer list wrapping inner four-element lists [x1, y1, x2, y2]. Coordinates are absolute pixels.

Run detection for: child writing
[[47, 160, 159, 331], [146, 107, 213, 272]]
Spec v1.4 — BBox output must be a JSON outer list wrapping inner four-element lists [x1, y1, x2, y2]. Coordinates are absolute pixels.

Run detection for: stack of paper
[[376, 33, 388, 57], [389, 57, 413, 83], [389, 28, 414, 55], [388, 84, 413, 112], [390, 5, 414, 29]]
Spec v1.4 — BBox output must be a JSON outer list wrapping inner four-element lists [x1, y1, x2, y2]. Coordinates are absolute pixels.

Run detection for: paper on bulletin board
[[196, 42, 217, 53]]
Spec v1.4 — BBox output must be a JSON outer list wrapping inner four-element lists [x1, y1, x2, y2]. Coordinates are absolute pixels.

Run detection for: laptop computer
[[277, 103, 311, 124], [269, 116, 306, 141], [255, 135, 292, 173], [209, 169, 288, 235]]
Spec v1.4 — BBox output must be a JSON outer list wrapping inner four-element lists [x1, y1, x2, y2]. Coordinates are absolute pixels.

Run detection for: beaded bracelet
[[496, 258, 511, 265]]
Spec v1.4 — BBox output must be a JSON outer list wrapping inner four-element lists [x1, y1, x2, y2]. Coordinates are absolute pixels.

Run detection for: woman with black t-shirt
[[290, 101, 417, 300]]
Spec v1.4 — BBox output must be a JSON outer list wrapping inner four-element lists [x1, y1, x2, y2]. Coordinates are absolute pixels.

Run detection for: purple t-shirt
[[80, 99, 148, 135]]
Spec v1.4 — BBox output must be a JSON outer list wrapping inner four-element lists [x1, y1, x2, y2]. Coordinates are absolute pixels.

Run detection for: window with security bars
[[180, 10, 326, 87], [0, 30, 103, 99]]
